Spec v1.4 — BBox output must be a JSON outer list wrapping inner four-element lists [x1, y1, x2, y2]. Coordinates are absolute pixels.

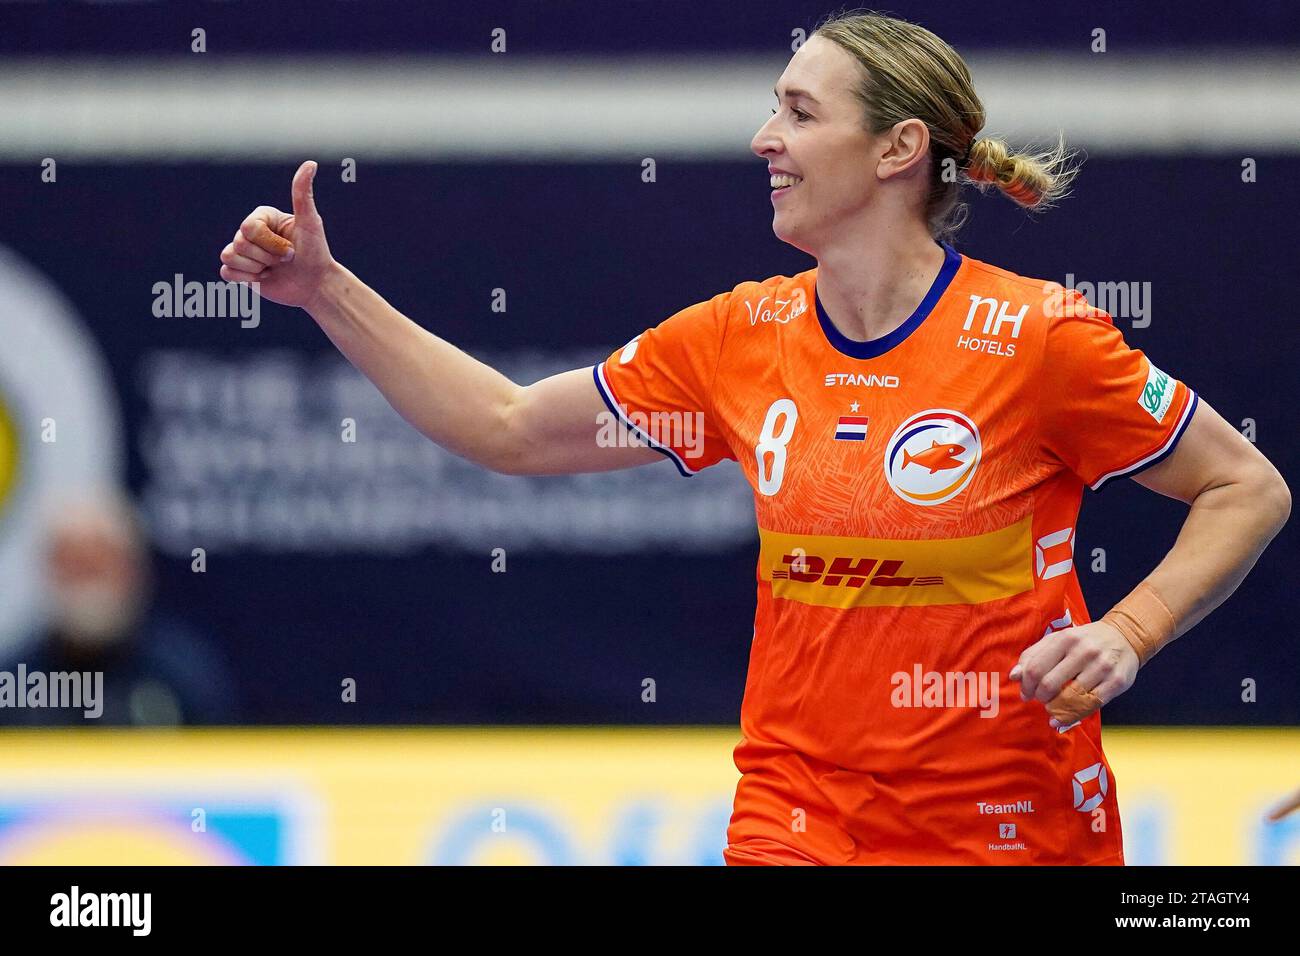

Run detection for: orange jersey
[[595, 241, 1197, 864]]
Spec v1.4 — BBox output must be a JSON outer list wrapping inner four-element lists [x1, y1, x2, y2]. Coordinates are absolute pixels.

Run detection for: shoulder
[[714, 268, 817, 325], [955, 253, 1115, 333]]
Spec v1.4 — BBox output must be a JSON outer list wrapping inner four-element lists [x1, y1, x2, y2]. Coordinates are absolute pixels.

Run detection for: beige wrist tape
[[1100, 580, 1177, 667], [1045, 583, 1176, 725]]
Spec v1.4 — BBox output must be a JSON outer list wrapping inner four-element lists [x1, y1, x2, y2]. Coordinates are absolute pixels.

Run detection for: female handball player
[[217, 11, 1290, 864]]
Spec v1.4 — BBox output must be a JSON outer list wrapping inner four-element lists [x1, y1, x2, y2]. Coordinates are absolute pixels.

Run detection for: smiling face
[[750, 36, 884, 255]]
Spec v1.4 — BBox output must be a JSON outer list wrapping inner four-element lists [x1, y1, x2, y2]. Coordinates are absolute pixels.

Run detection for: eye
[[771, 106, 812, 122]]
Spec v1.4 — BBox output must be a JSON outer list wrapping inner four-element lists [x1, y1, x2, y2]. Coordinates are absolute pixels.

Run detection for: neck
[[814, 219, 946, 342]]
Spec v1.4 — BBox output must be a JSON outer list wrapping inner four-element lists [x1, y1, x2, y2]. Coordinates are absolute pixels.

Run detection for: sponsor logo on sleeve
[[1140, 360, 1176, 423]]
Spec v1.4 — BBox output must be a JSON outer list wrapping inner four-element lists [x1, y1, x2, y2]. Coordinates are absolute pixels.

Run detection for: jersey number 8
[[756, 398, 798, 495]]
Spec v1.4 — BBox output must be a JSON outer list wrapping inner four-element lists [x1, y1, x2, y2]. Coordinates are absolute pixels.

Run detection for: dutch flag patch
[[834, 415, 869, 441]]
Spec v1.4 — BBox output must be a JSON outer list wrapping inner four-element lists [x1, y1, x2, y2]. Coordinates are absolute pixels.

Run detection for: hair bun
[[964, 135, 1077, 210]]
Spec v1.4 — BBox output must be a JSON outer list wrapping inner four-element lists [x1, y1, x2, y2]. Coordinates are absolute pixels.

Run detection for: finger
[[240, 218, 293, 258], [1035, 647, 1096, 704], [291, 160, 319, 223], [1050, 672, 1129, 730], [232, 232, 282, 267], [220, 244, 269, 274], [1087, 673, 1129, 708], [1266, 787, 1300, 822], [1044, 679, 1103, 725], [1015, 640, 1068, 702], [1044, 642, 1132, 729], [220, 264, 263, 285], [1069, 655, 1116, 700], [248, 203, 295, 236]]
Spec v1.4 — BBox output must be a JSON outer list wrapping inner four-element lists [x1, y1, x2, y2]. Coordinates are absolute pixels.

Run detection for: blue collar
[[814, 241, 963, 360]]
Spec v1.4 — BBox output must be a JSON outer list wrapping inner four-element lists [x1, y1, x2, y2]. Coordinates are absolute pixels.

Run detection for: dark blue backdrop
[[4, 0, 1298, 53], [0, 153, 1294, 725]]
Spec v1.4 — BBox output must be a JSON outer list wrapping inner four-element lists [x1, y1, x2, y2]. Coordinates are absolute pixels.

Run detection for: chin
[[772, 221, 812, 255]]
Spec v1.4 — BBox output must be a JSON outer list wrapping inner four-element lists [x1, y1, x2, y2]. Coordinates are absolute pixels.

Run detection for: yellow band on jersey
[[758, 515, 1034, 609], [0, 396, 18, 520]]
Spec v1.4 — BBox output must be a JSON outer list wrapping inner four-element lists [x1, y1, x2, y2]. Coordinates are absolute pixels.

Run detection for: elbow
[[478, 386, 537, 476], [1245, 461, 1292, 534], [1198, 456, 1291, 539], [1267, 471, 1292, 531], [485, 442, 535, 476]]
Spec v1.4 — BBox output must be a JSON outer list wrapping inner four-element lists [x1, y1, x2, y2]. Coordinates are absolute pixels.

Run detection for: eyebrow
[[774, 86, 821, 105]]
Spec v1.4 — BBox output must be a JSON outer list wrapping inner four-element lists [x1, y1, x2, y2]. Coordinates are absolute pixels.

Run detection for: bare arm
[[1128, 398, 1291, 636], [1014, 398, 1291, 723], [304, 264, 660, 474], [219, 161, 662, 476]]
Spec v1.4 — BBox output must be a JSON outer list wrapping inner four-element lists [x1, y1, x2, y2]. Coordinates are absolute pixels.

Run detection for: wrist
[[303, 260, 350, 317], [1100, 581, 1177, 667]]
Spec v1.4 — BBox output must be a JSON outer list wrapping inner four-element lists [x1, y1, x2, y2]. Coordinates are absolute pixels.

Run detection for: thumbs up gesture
[[219, 160, 335, 309]]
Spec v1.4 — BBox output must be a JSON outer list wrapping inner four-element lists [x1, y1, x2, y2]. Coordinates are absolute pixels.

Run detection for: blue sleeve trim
[[1089, 390, 1199, 492], [591, 363, 695, 478]]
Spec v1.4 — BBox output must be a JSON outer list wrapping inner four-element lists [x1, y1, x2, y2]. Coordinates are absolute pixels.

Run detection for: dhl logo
[[758, 516, 1035, 609], [773, 554, 944, 589]]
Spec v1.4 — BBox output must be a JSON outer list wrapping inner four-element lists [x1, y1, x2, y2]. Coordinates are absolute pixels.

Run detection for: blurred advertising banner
[[0, 728, 1294, 865]]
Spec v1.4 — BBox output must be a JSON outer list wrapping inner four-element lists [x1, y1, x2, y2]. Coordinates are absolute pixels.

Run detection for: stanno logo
[[1072, 762, 1109, 813], [824, 372, 900, 388]]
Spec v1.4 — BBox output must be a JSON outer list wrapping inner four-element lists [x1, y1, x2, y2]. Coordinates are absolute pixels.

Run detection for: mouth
[[770, 173, 803, 198]]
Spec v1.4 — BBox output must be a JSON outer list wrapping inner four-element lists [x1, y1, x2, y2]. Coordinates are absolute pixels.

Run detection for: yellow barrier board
[[0, 727, 1294, 865]]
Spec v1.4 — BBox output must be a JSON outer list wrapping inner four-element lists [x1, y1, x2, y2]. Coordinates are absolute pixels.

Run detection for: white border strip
[[2, 52, 1298, 159]]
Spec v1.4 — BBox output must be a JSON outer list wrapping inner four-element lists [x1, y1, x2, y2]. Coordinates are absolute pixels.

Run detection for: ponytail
[[964, 133, 1080, 209]]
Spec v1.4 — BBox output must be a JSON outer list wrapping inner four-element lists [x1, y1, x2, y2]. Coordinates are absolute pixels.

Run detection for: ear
[[875, 118, 932, 180]]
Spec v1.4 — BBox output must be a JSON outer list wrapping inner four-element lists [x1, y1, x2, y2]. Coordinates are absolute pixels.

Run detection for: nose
[[751, 113, 781, 160]]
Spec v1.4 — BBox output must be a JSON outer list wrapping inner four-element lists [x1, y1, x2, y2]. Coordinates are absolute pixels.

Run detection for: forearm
[[1133, 475, 1290, 640], [305, 263, 521, 469]]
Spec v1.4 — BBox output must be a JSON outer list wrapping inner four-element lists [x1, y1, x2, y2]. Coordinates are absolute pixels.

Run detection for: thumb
[[291, 160, 320, 223]]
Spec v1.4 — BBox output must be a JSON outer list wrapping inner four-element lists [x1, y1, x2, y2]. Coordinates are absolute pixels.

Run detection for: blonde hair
[[814, 9, 1080, 239]]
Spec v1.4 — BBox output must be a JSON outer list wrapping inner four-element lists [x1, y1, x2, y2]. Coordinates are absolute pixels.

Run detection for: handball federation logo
[[883, 409, 981, 506]]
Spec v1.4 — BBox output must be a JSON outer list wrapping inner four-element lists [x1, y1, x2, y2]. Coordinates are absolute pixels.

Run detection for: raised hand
[[219, 160, 335, 309]]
